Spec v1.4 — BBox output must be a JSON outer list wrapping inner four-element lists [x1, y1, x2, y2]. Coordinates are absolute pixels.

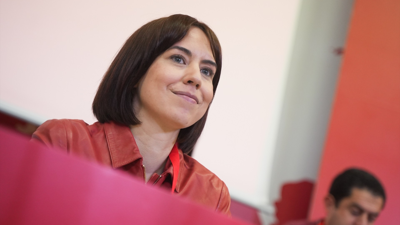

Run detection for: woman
[[32, 14, 230, 215]]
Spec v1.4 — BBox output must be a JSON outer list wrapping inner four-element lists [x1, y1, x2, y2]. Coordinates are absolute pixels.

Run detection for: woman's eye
[[201, 68, 214, 77], [171, 55, 185, 64]]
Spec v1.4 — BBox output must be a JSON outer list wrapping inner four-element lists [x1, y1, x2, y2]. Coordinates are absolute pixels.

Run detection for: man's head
[[324, 168, 386, 225]]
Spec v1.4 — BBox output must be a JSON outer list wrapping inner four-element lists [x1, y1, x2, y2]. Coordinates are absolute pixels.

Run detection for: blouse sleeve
[[31, 119, 69, 152], [216, 182, 232, 216]]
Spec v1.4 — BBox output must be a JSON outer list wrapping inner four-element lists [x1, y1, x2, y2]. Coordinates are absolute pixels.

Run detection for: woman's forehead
[[172, 27, 214, 61]]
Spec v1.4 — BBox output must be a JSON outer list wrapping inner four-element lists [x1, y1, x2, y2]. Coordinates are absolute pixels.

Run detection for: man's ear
[[324, 194, 336, 212]]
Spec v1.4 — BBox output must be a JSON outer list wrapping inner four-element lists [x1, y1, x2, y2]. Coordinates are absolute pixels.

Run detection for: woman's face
[[134, 27, 216, 131]]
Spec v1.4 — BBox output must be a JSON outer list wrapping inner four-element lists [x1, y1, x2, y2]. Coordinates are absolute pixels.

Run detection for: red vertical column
[[308, 0, 400, 224]]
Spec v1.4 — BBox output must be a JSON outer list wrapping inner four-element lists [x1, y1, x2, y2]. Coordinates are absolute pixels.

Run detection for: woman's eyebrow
[[169, 46, 217, 68], [202, 60, 217, 68], [169, 46, 192, 57]]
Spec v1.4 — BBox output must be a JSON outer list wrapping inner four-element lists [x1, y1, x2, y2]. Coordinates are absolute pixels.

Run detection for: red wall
[[308, 0, 400, 224]]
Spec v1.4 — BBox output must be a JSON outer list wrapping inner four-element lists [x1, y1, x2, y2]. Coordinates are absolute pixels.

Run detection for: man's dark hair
[[92, 14, 222, 154], [329, 168, 386, 208]]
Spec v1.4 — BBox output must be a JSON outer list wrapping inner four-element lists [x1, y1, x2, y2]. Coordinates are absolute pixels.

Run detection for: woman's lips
[[173, 91, 199, 104]]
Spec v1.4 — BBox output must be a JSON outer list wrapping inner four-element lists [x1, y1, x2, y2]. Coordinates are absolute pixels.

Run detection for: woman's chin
[[172, 120, 196, 130], [167, 116, 199, 130]]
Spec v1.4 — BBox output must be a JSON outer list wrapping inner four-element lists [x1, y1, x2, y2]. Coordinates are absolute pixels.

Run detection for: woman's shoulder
[[178, 153, 231, 214], [35, 119, 103, 133], [181, 154, 220, 179], [179, 153, 228, 193], [32, 119, 103, 149], [40, 119, 87, 127], [33, 119, 116, 165]]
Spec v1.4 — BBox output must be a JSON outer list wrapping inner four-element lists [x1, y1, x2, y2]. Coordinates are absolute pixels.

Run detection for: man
[[286, 168, 386, 225]]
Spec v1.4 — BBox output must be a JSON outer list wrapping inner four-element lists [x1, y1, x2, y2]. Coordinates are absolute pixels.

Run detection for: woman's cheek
[[204, 83, 214, 104]]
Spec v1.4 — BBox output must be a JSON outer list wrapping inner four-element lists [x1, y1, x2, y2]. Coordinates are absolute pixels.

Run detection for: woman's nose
[[183, 65, 201, 89]]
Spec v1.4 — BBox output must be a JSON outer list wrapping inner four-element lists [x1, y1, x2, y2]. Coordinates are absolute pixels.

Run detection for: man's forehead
[[341, 187, 384, 213]]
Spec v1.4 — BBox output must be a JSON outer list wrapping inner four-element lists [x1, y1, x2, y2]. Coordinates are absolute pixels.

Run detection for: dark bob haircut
[[92, 14, 222, 154], [329, 168, 386, 208]]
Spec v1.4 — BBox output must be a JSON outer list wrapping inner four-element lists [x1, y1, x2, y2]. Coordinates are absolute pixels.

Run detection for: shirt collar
[[103, 122, 142, 168], [103, 121, 183, 193]]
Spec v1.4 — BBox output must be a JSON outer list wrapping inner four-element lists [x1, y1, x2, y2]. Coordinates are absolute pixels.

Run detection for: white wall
[[0, 0, 353, 220], [0, 0, 302, 211], [267, 0, 354, 222]]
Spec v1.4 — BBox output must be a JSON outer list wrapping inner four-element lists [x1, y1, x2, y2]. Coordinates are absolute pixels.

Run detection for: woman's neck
[[130, 122, 179, 182]]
